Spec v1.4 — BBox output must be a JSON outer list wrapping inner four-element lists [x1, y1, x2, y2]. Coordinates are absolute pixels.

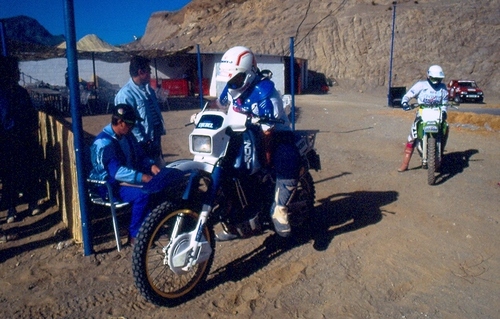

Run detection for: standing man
[[0, 56, 42, 223], [115, 56, 166, 166]]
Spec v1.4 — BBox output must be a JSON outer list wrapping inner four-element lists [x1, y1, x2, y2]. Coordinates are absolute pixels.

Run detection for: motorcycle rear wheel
[[288, 171, 316, 227], [132, 201, 215, 307]]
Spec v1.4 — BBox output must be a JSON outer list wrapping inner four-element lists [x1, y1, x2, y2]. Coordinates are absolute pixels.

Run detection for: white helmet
[[427, 65, 445, 84], [216, 46, 258, 98]]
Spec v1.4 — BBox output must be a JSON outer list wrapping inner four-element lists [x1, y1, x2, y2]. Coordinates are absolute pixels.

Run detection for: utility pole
[[387, 1, 397, 106]]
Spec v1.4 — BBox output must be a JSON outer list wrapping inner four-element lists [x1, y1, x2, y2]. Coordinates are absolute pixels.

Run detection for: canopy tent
[[58, 34, 128, 88], [57, 36, 194, 89]]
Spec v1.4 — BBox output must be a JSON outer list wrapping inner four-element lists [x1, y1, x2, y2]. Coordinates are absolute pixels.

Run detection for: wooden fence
[[39, 111, 90, 243]]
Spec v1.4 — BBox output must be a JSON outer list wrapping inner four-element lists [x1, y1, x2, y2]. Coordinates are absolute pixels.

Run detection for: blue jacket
[[230, 78, 291, 132], [114, 78, 165, 143], [89, 124, 155, 187]]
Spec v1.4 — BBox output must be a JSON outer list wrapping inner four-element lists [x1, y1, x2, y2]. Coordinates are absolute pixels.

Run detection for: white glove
[[251, 116, 260, 125], [190, 113, 199, 124]]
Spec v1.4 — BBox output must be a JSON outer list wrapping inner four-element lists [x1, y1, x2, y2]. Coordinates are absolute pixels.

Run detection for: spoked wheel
[[132, 201, 215, 307], [427, 136, 437, 185]]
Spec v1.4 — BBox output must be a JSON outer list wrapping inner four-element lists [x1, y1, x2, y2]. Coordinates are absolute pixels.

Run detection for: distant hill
[[1, 15, 64, 47]]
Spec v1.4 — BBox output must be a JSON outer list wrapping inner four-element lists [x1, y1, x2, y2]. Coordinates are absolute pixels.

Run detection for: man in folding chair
[[89, 104, 161, 246]]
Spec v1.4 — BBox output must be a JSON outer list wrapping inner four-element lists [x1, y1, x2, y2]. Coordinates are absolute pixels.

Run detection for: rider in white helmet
[[214, 46, 299, 240], [398, 65, 449, 172]]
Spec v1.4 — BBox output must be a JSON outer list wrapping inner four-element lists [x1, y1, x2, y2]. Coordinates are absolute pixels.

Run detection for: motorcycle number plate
[[424, 125, 439, 133]]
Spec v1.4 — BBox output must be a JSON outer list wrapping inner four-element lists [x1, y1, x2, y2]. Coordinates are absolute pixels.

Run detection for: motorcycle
[[131, 103, 321, 306], [408, 103, 455, 185]]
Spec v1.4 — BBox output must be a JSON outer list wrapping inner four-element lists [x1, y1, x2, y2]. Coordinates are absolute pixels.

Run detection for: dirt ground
[[1, 91, 499, 319]]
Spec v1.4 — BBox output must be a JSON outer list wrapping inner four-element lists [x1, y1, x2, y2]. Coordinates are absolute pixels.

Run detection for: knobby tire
[[132, 201, 215, 307], [427, 136, 437, 185]]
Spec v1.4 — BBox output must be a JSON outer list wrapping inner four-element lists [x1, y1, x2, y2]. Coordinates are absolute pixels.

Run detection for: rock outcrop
[[131, 0, 499, 96]]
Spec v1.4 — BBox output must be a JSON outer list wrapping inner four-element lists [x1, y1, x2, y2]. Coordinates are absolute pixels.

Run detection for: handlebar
[[253, 116, 285, 125], [406, 102, 459, 111]]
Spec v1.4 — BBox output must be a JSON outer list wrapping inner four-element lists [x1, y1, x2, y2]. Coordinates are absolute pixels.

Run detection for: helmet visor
[[227, 72, 247, 90], [429, 77, 442, 84]]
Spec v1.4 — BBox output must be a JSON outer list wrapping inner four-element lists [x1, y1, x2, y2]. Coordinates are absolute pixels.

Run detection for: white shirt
[[402, 80, 449, 112]]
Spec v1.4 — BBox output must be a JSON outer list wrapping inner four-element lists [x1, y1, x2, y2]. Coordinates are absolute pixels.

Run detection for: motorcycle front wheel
[[132, 201, 215, 307], [427, 136, 437, 185]]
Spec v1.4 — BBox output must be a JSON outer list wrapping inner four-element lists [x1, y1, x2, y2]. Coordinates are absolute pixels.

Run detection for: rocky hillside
[[1, 15, 64, 47], [132, 0, 499, 96]]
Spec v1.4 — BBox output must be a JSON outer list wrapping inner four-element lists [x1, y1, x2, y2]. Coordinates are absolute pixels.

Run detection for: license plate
[[467, 94, 478, 98], [424, 125, 439, 133]]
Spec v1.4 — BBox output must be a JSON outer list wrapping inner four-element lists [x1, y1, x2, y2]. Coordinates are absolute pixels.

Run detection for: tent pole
[[92, 52, 96, 89], [290, 37, 295, 131], [154, 58, 159, 88], [196, 44, 203, 109]]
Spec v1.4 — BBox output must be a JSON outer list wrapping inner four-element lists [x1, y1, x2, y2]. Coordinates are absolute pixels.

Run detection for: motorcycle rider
[[398, 65, 449, 172], [210, 46, 300, 239]]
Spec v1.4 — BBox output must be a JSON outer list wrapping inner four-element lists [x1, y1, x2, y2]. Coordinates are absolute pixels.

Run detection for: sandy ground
[[1, 91, 500, 319]]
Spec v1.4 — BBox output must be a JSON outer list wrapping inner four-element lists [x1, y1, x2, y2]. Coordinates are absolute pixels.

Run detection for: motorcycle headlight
[[191, 135, 212, 153]]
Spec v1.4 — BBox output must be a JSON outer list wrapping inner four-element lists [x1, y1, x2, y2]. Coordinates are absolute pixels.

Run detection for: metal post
[[387, 1, 397, 106], [290, 37, 295, 131], [63, 0, 93, 256], [154, 58, 159, 88], [196, 44, 204, 109]]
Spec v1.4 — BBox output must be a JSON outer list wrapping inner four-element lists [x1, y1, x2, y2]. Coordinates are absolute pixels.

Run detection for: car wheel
[[454, 95, 461, 103]]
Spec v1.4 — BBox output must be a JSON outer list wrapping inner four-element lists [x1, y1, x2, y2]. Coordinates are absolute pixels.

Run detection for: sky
[[0, 0, 192, 45]]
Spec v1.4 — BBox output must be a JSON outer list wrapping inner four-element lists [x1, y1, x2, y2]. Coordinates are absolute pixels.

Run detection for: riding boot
[[398, 142, 415, 172]]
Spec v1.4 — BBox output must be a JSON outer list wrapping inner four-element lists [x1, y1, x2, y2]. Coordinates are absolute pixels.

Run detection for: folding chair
[[87, 179, 129, 251]]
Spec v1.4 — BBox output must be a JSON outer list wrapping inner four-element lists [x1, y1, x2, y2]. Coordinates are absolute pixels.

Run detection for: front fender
[[166, 159, 215, 174], [166, 159, 216, 202]]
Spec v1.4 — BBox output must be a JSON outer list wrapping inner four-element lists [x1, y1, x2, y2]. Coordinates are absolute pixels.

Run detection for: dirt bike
[[131, 103, 321, 306], [409, 103, 455, 185]]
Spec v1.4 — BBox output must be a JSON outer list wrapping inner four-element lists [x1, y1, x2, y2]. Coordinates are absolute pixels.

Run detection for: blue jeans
[[119, 186, 150, 238]]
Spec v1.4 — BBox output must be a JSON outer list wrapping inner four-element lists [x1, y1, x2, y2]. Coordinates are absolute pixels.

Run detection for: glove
[[190, 113, 198, 124], [251, 116, 260, 125], [402, 102, 411, 111], [442, 111, 447, 121]]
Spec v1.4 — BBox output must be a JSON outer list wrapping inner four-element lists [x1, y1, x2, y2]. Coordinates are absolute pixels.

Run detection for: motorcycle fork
[[422, 135, 428, 168], [183, 166, 226, 264], [166, 168, 224, 270]]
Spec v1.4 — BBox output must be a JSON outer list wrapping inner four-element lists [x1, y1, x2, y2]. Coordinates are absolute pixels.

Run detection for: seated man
[[89, 104, 160, 245]]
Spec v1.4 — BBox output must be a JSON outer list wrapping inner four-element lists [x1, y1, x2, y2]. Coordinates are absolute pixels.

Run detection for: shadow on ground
[[435, 149, 479, 185], [187, 187, 398, 304]]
